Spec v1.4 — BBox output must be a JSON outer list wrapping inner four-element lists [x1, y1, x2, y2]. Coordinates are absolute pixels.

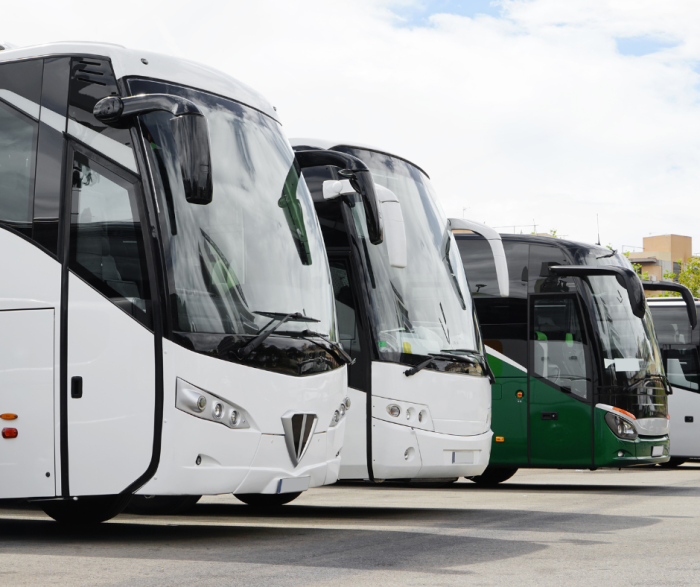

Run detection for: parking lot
[[1, 466, 700, 587]]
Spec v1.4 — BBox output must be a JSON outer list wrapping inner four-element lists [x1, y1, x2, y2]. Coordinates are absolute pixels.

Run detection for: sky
[[3, 0, 700, 254]]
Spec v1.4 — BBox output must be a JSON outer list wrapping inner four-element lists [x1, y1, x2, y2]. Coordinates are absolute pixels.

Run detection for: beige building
[[627, 234, 692, 282]]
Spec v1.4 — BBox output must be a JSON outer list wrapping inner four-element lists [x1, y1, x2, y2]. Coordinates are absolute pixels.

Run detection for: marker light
[[2, 428, 18, 439], [516, 391, 524, 398], [197, 396, 207, 411], [495, 436, 505, 443], [213, 403, 223, 419], [387, 405, 401, 418], [0, 414, 17, 420], [612, 407, 636, 420]]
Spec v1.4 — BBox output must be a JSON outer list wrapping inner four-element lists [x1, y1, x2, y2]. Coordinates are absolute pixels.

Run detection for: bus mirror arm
[[448, 218, 509, 297], [549, 265, 647, 319], [94, 94, 213, 205], [642, 281, 697, 329], [295, 149, 384, 245]]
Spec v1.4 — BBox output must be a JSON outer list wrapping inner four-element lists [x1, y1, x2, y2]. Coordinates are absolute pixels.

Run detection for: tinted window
[[529, 244, 575, 293], [455, 236, 529, 298], [531, 296, 590, 400], [0, 101, 38, 237], [69, 152, 151, 327], [650, 305, 699, 346], [665, 346, 700, 393], [475, 298, 528, 367]]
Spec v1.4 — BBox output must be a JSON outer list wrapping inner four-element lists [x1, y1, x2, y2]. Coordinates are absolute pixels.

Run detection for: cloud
[[3, 0, 700, 252]]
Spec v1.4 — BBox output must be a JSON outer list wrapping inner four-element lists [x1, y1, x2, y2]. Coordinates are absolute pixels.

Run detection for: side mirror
[[449, 218, 509, 297], [295, 149, 383, 244], [549, 265, 646, 319], [170, 114, 213, 205], [642, 281, 697, 329], [94, 93, 213, 205], [375, 185, 406, 268]]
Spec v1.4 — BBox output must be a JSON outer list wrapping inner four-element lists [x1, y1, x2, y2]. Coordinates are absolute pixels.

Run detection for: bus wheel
[[467, 467, 518, 486], [659, 458, 686, 468], [235, 492, 302, 507], [40, 494, 131, 524], [126, 495, 201, 515]]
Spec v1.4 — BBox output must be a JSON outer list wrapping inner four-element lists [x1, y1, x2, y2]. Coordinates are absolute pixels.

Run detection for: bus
[[0, 42, 352, 522], [290, 139, 509, 482], [454, 233, 672, 484], [647, 294, 699, 466]]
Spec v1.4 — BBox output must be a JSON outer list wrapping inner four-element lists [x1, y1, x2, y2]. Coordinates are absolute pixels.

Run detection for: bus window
[[330, 260, 361, 356], [531, 297, 590, 400], [529, 245, 574, 294], [665, 346, 700, 393], [0, 59, 42, 239], [69, 151, 152, 328]]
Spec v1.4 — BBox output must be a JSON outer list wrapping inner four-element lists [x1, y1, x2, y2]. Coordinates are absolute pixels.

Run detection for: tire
[[40, 494, 131, 524], [659, 458, 686, 468], [126, 495, 201, 515], [467, 467, 518, 486], [235, 492, 302, 507]]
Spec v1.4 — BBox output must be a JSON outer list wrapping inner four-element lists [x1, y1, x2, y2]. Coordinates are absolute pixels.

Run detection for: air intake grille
[[281, 412, 318, 466]]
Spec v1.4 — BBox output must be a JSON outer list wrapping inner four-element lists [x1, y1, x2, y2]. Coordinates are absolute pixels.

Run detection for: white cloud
[[3, 0, 700, 252]]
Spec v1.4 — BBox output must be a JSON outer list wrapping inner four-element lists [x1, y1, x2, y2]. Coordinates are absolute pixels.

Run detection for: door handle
[[71, 376, 83, 399], [541, 411, 558, 420]]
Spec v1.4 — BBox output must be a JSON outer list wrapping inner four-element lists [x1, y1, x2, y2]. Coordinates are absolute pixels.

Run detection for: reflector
[[2, 428, 18, 439], [495, 436, 505, 443]]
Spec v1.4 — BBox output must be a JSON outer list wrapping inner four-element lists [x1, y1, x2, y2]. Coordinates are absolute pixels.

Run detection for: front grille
[[282, 412, 318, 466]]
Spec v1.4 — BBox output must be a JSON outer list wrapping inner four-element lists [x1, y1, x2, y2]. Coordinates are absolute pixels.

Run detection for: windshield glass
[[130, 79, 335, 341], [333, 147, 477, 362], [581, 251, 667, 416]]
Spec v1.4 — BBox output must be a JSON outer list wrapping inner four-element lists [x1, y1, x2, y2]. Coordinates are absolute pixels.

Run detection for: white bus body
[[648, 298, 700, 462], [0, 43, 348, 521], [291, 139, 506, 481]]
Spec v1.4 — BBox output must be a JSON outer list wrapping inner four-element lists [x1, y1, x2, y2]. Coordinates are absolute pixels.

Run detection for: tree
[[658, 256, 700, 298]]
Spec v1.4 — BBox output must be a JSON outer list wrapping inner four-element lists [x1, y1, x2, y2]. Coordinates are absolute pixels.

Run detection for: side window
[[664, 346, 700, 393], [531, 296, 590, 400], [0, 59, 43, 239], [69, 152, 152, 328], [330, 260, 362, 356], [529, 245, 574, 293], [0, 101, 38, 237], [475, 298, 528, 368]]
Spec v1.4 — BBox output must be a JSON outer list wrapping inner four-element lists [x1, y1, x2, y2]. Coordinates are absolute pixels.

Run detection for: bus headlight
[[329, 401, 349, 428], [604, 412, 638, 440]]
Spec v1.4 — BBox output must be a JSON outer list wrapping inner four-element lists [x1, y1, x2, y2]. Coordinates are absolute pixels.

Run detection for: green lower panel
[[593, 408, 670, 466], [529, 377, 592, 467], [490, 377, 528, 466]]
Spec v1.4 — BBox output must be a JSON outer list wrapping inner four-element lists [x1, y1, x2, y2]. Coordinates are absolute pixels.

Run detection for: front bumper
[[371, 417, 493, 479]]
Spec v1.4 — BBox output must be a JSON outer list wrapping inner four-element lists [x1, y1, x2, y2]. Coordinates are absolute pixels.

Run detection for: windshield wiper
[[276, 329, 355, 365], [237, 311, 320, 359], [404, 352, 478, 377], [597, 248, 617, 259]]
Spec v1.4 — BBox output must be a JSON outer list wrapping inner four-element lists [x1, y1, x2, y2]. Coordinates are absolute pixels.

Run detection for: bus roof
[[290, 138, 430, 179], [0, 42, 279, 123]]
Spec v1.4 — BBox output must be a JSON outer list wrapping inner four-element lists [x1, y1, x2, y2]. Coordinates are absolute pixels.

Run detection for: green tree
[[658, 256, 700, 298]]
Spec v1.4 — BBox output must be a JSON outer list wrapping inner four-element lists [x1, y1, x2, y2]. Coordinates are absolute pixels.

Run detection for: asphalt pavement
[[1, 465, 700, 586]]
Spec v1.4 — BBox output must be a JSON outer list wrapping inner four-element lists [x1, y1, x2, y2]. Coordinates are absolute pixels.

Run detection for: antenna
[[596, 214, 601, 246], [462, 207, 468, 218]]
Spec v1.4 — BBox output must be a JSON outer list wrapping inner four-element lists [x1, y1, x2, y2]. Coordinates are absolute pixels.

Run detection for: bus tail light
[[2, 428, 18, 439]]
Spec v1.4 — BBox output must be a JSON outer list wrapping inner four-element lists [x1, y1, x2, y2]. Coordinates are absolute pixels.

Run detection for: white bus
[[290, 139, 508, 482], [647, 288, 699, 466], [0, 42, 351, 523]]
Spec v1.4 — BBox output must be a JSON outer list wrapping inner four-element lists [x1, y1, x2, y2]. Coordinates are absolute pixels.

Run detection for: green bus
[[454, 233, 671, 484]]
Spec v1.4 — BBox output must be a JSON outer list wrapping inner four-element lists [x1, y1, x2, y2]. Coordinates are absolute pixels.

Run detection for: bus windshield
[[582, 251, 667, 416], [333, 147, 478, 363], [130, 79, 335, 341]]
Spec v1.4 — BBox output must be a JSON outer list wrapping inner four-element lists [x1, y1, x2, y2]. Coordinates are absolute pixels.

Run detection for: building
[[627, 234, 693, 282]]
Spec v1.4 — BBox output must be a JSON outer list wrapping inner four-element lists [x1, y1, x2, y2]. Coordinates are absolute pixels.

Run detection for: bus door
[[528, 294, 593, 466], [663, 344, 700, 456], [63, 145, 157, 496], [328, 253, 371, 478]]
